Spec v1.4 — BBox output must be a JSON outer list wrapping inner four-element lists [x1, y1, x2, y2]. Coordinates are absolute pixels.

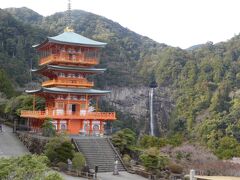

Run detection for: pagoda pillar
[[68, 119, 71, 133], [85, 94, 88, 113], [89, 120, 92, 135], [33, 94, 36, 111], [96, 96, 99, 112], [57, 120, 60, 131], [64, 101, 67, 116], [100, 121, 103, 135], [80, 120, 83, 133]]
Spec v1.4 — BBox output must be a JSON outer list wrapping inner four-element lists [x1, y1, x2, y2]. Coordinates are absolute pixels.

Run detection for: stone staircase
[[73, 137, 126, 172]]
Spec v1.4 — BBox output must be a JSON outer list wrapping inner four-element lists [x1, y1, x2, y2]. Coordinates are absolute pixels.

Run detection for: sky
[[1, 0, 240, 49]]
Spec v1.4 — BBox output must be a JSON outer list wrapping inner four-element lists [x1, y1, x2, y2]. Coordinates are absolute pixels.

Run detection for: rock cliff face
[[104, 86, 174, 136]]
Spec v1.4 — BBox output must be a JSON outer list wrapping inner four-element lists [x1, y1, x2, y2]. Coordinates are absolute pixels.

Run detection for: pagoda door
[[67, 104, 77, 115]]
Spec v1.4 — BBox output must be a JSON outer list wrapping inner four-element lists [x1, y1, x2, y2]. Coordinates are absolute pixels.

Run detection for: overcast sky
[[1, 0, 240, 48]]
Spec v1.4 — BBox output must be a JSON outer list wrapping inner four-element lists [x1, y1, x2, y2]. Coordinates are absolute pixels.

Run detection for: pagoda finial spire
[[65, 0, 74, 32]]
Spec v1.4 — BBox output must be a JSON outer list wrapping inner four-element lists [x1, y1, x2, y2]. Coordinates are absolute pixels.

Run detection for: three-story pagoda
[[21, 27, 116, 135]]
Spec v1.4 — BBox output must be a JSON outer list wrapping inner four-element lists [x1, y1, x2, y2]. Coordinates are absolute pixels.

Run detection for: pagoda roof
[[32, 65, 106, 74], [26, 87, 110, 95], [34, 31, 107, 49]]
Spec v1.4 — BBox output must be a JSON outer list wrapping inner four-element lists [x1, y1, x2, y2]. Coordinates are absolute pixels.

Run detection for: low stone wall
[[16, 131, 50, 154]]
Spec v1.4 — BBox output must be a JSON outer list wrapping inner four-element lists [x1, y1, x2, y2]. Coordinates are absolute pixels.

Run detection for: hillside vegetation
[[1, 7, 240, 159]]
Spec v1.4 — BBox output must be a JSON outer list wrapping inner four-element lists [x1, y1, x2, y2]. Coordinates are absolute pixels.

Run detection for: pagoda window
[[67, 73, 75, 78], [72, 55, 76, 61], [59, 73, 65, 77], [85, 49, 97, 59], [71, 96, 78, 100], [77, 74, 83, 78], [56, 102, 64, 109], [58, 95, 64, 100], [80, 96, 86, 101], [76, 48, 81, 54], [80, 103, 86, 109], [69, 54, 73, 60], [61, 123, 67, 130]]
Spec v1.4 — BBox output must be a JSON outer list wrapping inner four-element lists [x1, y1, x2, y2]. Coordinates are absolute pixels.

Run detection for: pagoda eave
[[25, 87, 111, 96], [32, 65, 106, 75]]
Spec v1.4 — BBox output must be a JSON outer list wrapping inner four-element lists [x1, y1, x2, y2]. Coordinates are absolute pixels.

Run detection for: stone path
[[0, 124, 29, 158], [60, 171, 147, 180], [98, 172, 147, 180]]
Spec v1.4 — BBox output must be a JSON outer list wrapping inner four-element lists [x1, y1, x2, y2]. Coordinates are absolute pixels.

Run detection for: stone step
[[73, 137, 126, 172]]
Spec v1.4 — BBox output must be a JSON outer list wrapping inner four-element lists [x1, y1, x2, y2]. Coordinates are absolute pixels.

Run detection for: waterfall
[[149, 88, 155, 136]]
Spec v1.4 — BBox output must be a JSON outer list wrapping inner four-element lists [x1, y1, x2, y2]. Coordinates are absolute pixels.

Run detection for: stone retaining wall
[[16, 131, 50, 154]]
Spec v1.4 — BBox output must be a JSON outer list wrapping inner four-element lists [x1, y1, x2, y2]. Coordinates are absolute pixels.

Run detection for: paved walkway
[[98, 172, 147, 180], [0, 125, 29, 158], [60, 171, 147, 180]]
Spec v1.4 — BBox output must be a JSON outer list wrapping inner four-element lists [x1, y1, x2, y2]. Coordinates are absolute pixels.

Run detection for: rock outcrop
[[105, 86, 174, 136]]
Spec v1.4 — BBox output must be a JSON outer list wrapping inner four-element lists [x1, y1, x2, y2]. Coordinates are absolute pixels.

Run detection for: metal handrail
[[107, 137, 127, 171]]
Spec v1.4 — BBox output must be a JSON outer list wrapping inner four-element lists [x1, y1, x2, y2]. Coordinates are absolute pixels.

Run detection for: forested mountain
[[4, 7, 167, 87], [2, 7, 240, 159], [0, 9, 48, 86]]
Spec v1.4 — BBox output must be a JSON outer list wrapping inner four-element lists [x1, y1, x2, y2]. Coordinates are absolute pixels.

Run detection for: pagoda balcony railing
[[20, 110, 116, 120], [42, 78, 94, 87], [39, 53, 99, 66]]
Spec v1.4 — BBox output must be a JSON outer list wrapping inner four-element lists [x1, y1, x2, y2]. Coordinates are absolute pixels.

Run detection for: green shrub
[[140, 147, 169, 172], [112, 128, 136, 154], [122, 154, 131, 167], [72, 152, 86, 174], [42, 118, 56, 137], [168, 163, 183, 174], [56, 162, 68, 171], [0, 155, 62, 180], [45, 172, 63, 180], [215, 136, 240, 159], [167, 133, 183, 147], [139, 135, 160, 148], [55, 141, 74, 163], [44, 134, 74, 165]]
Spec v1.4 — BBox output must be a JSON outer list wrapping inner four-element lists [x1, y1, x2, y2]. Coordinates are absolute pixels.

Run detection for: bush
[[140, 147, 169, 173], [55, 141, 74, 163], [42, 118, 56, 137], [44, 134, 74, 165], [45, 172, 63, 180], [112, 128, 136, 154], [167, 134, 183, 147], [72, 152, 86, 174], [168, 163, 183, 174], [122, 154, 131, 167], [215, 136, 240, 159], [0, 155, 62, 180], [56, 162, 68, 171], [139, 135, 162, 148]]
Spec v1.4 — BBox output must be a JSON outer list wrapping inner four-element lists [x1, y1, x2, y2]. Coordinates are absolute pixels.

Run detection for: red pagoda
[[20, 27, 116, 135]]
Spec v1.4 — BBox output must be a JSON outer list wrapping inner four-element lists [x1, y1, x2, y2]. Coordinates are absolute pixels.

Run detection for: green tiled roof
[[26, 87, 110, 95], [35, 31, 107, 48]]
